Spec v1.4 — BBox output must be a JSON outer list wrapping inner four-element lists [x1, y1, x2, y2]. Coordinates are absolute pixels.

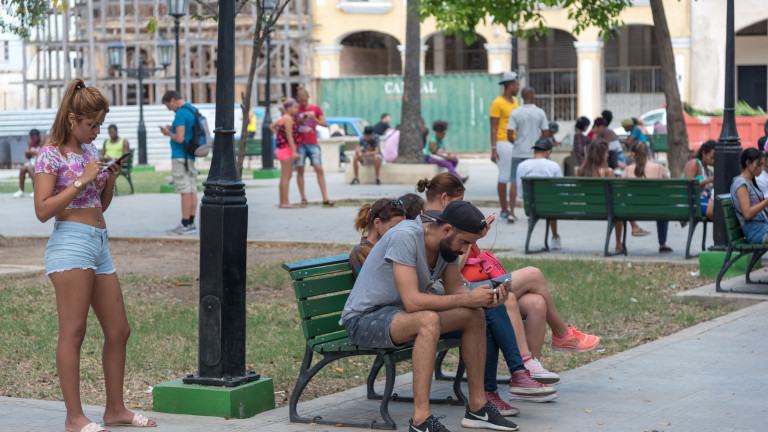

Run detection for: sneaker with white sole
[[550, 236, 562, 250], [508, 369, 557, 397], [524, 358, 560, 384], [181, 224, 198, 235], [409, 415, 451, 432], [166, 224, 186, 235], [507, 393, 558, 403], [461, 402, 519, 431], [12, 189, 24, 198], [485, 390, 520, 417]]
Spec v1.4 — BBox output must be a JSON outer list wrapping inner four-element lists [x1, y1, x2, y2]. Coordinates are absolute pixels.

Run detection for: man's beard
[[439, 235, 463, 262]]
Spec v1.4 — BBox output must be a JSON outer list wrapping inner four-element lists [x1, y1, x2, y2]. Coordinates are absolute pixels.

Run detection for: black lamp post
[[505, 22, 518, 72], [167, 0, 188, 93], [181, 0, 259, 387], [109, 38, 173, 165], [260, 0, 276, 171], [711, 0, 741, 250]]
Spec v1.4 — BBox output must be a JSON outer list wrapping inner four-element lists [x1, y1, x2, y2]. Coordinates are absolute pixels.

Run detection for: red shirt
[[296, 104, 323, 145]]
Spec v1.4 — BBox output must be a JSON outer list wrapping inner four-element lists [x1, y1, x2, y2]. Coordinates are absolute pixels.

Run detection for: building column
[[398, 44, 429, 75], [484, 43, 512, 75], [573, 40, 604, 120], [314, 44, 342, 79], [671, 37, 691, 103]]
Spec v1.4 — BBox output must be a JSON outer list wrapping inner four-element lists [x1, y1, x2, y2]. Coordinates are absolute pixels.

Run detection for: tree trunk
[[396, 0, 422, 164], [236, 27, 267, 179], [650, 0, 689, 178]]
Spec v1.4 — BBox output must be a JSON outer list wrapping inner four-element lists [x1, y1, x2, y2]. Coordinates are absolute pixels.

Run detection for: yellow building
[[311, 0, 768, 126]]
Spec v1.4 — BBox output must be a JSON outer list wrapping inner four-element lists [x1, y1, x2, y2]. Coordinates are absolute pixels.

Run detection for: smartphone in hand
[[115, 152, 131, 164]]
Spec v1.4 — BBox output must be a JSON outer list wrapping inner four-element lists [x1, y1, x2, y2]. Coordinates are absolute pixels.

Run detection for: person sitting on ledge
[[424, 120, 468, 183]]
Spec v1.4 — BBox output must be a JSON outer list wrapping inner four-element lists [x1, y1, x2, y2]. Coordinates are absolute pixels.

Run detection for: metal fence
[[605, 66, 664, 94]]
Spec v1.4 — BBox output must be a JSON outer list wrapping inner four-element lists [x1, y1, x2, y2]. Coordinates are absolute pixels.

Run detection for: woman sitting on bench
[[730, 147, 768, 244], [349, 198, 406, 278]]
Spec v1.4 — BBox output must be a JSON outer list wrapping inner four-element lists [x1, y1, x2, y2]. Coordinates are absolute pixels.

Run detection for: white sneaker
[[525, 358, 560, 384], [551, 236, 561, 250], [12, 190, 24, 198], [182, 224, 198, 235], [166, 224, 186, 235]]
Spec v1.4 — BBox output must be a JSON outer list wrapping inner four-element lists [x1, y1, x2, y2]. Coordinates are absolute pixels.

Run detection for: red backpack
[[461, 244, 507, 282]]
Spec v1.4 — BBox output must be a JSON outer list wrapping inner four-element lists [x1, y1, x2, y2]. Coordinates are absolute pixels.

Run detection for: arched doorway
[[736, 19, 768, 110], [339, 31, 401, 76], [526, 29, 578, 121], [604, 25, 664, 121], [424, 32, 488, 74]]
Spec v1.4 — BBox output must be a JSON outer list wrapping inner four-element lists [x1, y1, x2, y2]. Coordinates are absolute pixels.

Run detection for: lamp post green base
[[253, 168, 280, 179], [133, 165, 156, 172], [698, 251, 760, 278], [153, 377, 275, 419]]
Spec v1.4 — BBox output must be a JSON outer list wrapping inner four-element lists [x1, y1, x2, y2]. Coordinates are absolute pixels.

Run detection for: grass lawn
[[0, 168, 256, 194], [0, 255, 736, 411]]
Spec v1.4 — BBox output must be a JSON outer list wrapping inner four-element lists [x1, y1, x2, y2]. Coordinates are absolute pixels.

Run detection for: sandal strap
[[132, 413, 152, 426], [80, 423, 106, 432]]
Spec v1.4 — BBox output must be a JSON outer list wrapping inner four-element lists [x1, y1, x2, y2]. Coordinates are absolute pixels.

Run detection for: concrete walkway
[[0, 157, 709, 265], [2, 300, 766, 431]]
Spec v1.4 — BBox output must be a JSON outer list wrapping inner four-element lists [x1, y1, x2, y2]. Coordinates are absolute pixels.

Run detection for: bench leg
[[716, 248, 742, 292], [525, 217, 539, 254], [452, 349, 468, 405], [378, 363, 398, 430], [367, 355, 386, 399], [744, 250, 768, 285], [290, 346, 396, 429], [126, 173, 134, 194]]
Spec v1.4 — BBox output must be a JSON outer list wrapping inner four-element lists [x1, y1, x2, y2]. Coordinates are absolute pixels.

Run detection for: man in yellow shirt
[[489, 72, 520, 221]]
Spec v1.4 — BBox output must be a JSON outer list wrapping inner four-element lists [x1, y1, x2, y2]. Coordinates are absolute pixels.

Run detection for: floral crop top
[[35, 144, 108, 209]]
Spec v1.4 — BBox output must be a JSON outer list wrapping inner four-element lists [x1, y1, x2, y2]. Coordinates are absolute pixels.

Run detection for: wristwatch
[[73, 180, 83, 190]]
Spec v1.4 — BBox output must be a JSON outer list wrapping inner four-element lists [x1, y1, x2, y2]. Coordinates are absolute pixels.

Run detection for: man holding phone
[[160, 90, 200, 235], [341, 201, 521, 432]]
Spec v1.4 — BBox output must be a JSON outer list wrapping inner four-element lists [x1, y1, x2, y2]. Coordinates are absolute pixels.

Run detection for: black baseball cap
[[433, 200, 486, 234], [532, 137, 553, 151]]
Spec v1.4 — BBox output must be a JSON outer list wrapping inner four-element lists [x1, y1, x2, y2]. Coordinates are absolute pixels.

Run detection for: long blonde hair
[[577, 139, 609, 177], [49, 78, 110, 156]]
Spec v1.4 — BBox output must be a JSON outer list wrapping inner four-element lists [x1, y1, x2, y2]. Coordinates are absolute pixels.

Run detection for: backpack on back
[[180, 105, 212, 160]]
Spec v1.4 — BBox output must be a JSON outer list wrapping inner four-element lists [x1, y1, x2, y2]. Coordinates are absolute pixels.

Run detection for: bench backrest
[[282, 254, 354, 345], [651, 134, 668, 153], [522, 177, 608, 220], [610, 178, 701, 221], [716, 194, 750, 247]]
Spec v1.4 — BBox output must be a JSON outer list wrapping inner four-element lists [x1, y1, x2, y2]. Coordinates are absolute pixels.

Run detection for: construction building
[[21, 0, 313, 109]]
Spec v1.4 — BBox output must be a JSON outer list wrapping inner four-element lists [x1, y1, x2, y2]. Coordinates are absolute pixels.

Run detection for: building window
[[527, 29, 578, 121], [3, 41, 8, 61], [604, 26, 663, 93]]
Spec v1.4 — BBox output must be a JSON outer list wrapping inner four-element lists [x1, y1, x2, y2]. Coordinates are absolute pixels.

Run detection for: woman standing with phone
[[34, 78, 155, 432]]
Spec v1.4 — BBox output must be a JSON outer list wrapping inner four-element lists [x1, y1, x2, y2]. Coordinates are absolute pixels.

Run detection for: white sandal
[[104, 413, 156, 427]]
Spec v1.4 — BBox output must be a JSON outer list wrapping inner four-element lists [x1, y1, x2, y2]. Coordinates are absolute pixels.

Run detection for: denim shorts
[[45, 221, 116, 276], [510, 157, 528, 182], [345, 306, 405, 349], [295, 144, 322, 167], [741, 221, 768, 245]]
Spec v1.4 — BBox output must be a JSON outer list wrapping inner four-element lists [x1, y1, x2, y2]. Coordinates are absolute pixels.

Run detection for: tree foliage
[[419, 0, 633, 41], [0, 0, 66, 39]]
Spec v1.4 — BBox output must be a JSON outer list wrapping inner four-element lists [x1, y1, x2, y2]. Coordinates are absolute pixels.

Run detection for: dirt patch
[[0, 237, 350, 278]]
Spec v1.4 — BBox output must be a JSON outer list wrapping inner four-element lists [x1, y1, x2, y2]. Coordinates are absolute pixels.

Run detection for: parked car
[[612, 108, 666, 137], [316, 117, 368, 139]]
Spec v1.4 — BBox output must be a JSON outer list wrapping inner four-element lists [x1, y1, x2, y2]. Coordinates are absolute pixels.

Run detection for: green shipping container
[[317, 73, 501, 152]]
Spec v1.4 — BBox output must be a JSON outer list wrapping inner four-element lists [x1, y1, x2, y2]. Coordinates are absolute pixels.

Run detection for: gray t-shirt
[[507, 104, 549, 158], [341, 218, 454, 324], [730, 175, 768, 224]]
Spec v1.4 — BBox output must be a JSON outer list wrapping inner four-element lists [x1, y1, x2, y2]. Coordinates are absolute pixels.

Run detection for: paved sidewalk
[[2, 300, 765, 432], [0, 158, 708, 264]]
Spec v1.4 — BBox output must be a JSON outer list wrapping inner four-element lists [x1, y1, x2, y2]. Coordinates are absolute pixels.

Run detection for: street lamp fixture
[[108, 38, 172, 165], [505, 22, 518, 73], [167, 0, 188, 93], [260, 0, 277, 171]]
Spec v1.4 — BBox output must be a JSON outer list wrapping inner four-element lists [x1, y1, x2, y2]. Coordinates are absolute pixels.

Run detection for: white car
[[612, 108, 666, 137]]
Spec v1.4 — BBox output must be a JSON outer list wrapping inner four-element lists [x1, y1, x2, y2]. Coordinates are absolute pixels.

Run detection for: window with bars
[[527, 29, 578, 121], [604, 25, 663, 93], [3, 41, 8, 62]]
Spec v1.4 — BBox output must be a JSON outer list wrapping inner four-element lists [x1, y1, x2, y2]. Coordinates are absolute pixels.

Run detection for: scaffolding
[[22, 0, 314, 110]]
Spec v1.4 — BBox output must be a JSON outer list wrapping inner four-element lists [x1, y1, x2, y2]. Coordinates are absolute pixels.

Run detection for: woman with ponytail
[[34, 78, 155, 432], [349, 198, 406, 277], [622, 143, 673, 253], [272, 97, 301, 208], [730, 147, 768, 244]]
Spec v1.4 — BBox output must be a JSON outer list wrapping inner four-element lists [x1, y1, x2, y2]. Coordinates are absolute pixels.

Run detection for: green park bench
[[522, 177, 707, 258], [714, 194, 768, 293], [282, 254, 466, 430], [115, 149, 134, 195], [650, 134, 667, 153], [245, 138, 262, 156]]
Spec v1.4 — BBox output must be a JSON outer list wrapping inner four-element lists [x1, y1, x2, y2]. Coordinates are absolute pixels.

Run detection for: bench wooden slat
[[283, 253, 349, 274], [300, 313, 344, 340], [297, 292, 350, 319], [306, 330, 349, 348], [613, 195, 690, 205], [294, 272, 355, 299]]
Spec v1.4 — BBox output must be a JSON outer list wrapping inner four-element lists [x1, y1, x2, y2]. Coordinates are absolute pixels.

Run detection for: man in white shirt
[[507, 87, 550, 223], [516, 137, 563, 249]]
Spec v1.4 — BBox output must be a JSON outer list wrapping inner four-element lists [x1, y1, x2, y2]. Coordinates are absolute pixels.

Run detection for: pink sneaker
[[551, 326, 600, 352], [524, 358, 560, 384], [508, 369, 557, 397], [485, 390, 520, 417]]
